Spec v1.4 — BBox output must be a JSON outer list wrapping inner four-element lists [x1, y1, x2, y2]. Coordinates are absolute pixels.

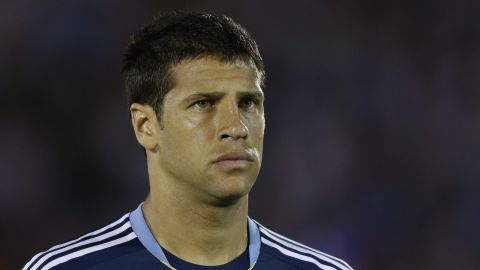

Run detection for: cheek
[[247, 115, 265, 141], [166, 113, 215, 151]]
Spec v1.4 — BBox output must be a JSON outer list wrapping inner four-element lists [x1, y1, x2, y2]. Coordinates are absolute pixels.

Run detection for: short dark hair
[[123, 11, 265, 117]]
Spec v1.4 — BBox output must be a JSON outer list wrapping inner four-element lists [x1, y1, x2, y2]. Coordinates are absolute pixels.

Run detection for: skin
[[130, 57, 265, 266]]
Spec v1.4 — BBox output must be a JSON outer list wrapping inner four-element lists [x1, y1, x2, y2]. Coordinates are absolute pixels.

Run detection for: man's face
[[154, 57, 265, 205]]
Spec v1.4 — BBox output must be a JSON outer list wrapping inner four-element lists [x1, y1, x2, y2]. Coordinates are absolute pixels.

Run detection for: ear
[[130, 103, 159, 151]]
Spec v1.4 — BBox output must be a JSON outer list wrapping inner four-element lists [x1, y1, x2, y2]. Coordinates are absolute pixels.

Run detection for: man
[[23, 11, 353, 270]]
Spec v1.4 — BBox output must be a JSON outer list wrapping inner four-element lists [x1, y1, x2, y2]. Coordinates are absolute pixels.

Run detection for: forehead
[[171, 57, 261, 90]]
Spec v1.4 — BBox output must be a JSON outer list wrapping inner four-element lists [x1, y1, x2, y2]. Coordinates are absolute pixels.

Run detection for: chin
[[210, 193, 248, 207], [209, 183, 252, 206], [203, 171, 257, 206]]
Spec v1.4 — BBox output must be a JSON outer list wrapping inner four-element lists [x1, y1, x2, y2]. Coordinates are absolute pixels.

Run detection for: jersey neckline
[[129, 202, 261, 268]]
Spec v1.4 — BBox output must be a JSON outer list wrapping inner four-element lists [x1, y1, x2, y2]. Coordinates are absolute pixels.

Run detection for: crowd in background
[[1, 0, 479, 269]]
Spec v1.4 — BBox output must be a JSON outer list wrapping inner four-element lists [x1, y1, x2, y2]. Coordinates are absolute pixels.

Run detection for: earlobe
[[130, 103, 158, 150]]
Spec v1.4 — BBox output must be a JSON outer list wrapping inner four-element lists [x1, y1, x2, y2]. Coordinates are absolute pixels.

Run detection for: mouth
[[213, 151, 254, 168]]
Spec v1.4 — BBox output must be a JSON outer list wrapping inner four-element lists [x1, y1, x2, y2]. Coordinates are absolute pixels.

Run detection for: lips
[[213, 151, 254, 167]]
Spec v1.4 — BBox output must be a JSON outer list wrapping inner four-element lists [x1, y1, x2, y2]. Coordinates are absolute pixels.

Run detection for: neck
[[143, 171, 249, 266]]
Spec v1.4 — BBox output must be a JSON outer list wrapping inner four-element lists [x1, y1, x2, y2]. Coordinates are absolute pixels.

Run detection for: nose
[[217, 100, 248, 141]]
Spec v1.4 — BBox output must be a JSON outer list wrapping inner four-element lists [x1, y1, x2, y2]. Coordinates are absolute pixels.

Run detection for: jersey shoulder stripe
[[261, 237, 338, 270], [23, 213, 129, 270], [254, 220, 353, 270], [39, 231, 137, 270], [23, 214, 135, 270]]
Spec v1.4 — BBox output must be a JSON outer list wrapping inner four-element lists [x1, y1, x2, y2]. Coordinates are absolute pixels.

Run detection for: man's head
[[125, 12, 266, 205], [123, 11, 265, 119]]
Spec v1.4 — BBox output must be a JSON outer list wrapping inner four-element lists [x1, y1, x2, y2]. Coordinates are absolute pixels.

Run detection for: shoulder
[[22, 213, 139, 270], [254, 220, 354, 270]]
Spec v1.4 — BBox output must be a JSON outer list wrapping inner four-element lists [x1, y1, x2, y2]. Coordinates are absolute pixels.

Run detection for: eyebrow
[[182, 90, 264, 104], [182, 92, 225, 104], [238, 91, 265, 101]]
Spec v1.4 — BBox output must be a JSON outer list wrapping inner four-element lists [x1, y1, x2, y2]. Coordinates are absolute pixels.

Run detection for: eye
[[240, 98, 258, 111], [192, 99, 213, 110]]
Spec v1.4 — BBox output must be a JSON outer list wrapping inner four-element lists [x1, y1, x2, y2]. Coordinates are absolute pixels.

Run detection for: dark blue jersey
[[23, 204, 353, 270], [162, 244, 250, 270]]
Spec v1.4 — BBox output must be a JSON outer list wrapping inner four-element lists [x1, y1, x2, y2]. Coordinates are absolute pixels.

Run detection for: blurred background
[[1, 0, 480, 269]]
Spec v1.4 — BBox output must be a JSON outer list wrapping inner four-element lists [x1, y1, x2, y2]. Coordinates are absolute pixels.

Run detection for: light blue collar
[[129, 203, 261, 267]]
